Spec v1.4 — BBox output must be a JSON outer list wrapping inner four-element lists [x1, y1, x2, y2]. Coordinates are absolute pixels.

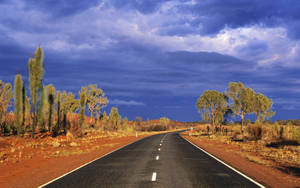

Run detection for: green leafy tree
[[160, 117, 170, 126], [240, 87, 256, 129], [79, 87, 87, 129], [109, 107, 121, 130], [14, 74, 23, 135], [0, 81, 13, 135], [84, 84, 108, 126], [28, 46, 44, 137], [122, 117, 128, 130], [253, 93, 275, 123], [52, 91, 61, 136], [60, 91, 79, 133], [226, 82, 255, 132], [101, 111, 108, 130], [46, 84, 55, 132], [196, 90, 228, 127]]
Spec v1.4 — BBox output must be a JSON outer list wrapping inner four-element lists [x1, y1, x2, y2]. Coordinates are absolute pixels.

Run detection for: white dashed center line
[[158, 148, 161, 151], [156, 155, 159, 160], [152, 172, 157, 181], [159, 143, 162, 146]]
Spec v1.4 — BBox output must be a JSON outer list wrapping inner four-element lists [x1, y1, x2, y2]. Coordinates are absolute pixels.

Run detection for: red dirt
[[182, 134, 300, 188], [0, 134, 149, 188]]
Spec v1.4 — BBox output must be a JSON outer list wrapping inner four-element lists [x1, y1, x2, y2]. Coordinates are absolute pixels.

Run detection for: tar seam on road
[[181, 135, 266, 188], [37, 136, 150, 188], [161, 133, 168, 142], [151, 172, 157, 181]]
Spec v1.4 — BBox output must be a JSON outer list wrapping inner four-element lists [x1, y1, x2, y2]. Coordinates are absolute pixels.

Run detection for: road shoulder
[[181, 133, 300, 188], [0, 134, 150, 188]]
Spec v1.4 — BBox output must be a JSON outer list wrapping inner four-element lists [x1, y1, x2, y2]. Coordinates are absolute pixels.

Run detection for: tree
[[79, 87, 87, 129], [160, 117, 170, 126], [101, 111, 108, 130], [14, 74, 23, 135], [196, 90, 228, 127], [122, 117, 128, 130], [253, 93, 275, 123], [0, 81, 13, 135], [22, 79, 26, 128], [60, 91, 79, 134], [53, 91, 61, 136], [240, 87, 256, 130], [225, 82, 255, 133], [46, 84, 55, 132], [28, 46, 44, 137], [109, 107, 121, 130], [84, 85, 108, 126], [38, 86, 46, 131]]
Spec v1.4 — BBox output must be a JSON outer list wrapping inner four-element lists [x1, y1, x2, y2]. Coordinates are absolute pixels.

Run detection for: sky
[[1, 0, 300, 121]]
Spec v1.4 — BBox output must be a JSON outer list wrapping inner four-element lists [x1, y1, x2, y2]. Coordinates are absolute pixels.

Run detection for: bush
[[291, 126, 300, 142], [245, 119, 252, 125], [270, 123, 284, 140], [247, 124, 262, 141]]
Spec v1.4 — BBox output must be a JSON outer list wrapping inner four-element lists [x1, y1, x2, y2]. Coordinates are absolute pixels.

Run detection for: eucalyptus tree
[[196, 90, 228, 127], [253, 93, 275, 123], [28, 46, 44, 137], [84, 84, 108, 126], [225, 82, 255, 132], [79, 87, 87, 128], [122, 117, 128, 130], [160, 117, 170, 126], [14, 74, 23, 135], [60, 91, 79, 133], [109, 107, 121, 130], [0, 81, 13, 135], [101, 111, 108, 130], [52, 91, 61, 136]]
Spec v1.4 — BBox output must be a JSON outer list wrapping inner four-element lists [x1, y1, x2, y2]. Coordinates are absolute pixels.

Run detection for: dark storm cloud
[[109, 0, 173, 14], [0, 0, 299, 121], [157, 0, 300, 39], [235, 40, 269, 57], [22, 0, 101, 17], [0, 35, 298, 120]]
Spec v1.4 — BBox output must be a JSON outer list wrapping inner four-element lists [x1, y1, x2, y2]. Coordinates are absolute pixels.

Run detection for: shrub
[[291, 126, 300, 143], [271, 123, 284, 140], [245, 119, 252, 125], [247, 124, 262, 141]]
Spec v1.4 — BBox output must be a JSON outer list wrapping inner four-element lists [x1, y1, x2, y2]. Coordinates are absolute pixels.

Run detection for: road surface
[[41, 132, 264, 188]]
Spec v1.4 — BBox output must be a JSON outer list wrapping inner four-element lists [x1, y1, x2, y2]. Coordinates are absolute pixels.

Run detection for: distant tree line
[[0, 46, 131, 137], [196, 82, 275, 133]]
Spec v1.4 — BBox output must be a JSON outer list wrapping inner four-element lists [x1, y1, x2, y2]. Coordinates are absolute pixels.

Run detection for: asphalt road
[[42, 132, 263, 188]]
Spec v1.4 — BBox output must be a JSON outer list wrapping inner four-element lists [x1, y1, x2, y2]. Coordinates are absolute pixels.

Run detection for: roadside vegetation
[[191, 83, 300, 176], [0, 46, 183, 138], [0, 46, 189, 166]]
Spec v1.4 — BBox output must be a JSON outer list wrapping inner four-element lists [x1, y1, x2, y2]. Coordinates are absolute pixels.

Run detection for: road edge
[[180, 134, 266, 188], [38, 134, 158, 188]]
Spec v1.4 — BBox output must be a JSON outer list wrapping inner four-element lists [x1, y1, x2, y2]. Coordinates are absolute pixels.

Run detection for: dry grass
[[188, 123, 300, 169], [244, 154, 272, 166], [0, 128, 172, 166]]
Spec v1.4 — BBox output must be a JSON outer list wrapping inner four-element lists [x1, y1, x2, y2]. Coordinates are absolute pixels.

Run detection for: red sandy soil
[[0, 133, 149, 188], [182, 133, 300, 188]]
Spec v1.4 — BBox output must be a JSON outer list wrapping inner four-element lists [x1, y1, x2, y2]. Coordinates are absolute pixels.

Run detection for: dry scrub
[[188, 123, 300, 176]]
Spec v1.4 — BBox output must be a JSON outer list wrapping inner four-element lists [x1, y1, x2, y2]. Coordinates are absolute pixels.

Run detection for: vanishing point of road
[[40, 131, 265, 188]]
